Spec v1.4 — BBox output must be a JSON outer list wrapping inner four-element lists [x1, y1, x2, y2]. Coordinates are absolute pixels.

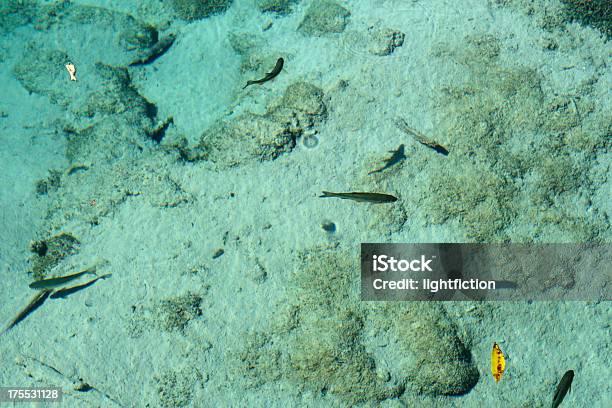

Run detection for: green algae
[[0, 0, 37, 33], [155, 365, 206, 407], [561, 0, 611, 38], [170, 0, 232, 21], [156, 292, 203, 332], [28, 233, 80, 280], [126, 291, 206, 339], [35, 170, 62, 196], [256, 0, 298, 15]]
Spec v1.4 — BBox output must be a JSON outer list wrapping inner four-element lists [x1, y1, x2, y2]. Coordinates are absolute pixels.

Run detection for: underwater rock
[[28, 233, 80, 280], [12, 45, 73, 107], [155, 365, 205, 407], [268, 81, 327, 138], [298, 0, 350, 36], [35, 170, 62, 196], [492, 0, 610, 40], [40, 122, 194, 231], [128, 292, 205, 338], [170, 0, 232, 21], [368, 201, 408, 236], [13, 50, 157, 127], [196, 81, 326, 167], [421, 33, 610, 242], [237, 244, 404, 404], [561, 0, 611, 38], [198, 113, 297, 167], [128, 34, 177, 67], [367, 27, 405, 56], [56, 61, 161, 160], [43, 145, 193, 231], [11, 2, 160, 93], [155, 292, 203, 332], [68, 62, 161, 139], [458, 34, 501, 65], [78, 63, 157, 122], [394, 303, 479, 396], [0, 0, 37, 33], [426, 161, 515, 242], [340, 26, 405, 60], [33, 2, 157, 51], [288, 307, 404, 403], [256, 0, 298, 15], [228, 32, 262, 57], [236, 244, 478, 404]]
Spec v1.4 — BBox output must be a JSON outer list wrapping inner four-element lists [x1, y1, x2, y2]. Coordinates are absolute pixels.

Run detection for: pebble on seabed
[[302, 133, 319, 149]]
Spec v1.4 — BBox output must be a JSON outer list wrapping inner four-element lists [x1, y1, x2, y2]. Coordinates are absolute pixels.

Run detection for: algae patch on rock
[[256, 0, 298, 15], [194, 81, 327, 166], [236, 244, 479, 403], [298, 0, 350, 36], [170, 0, 232, 21], [12, 45, 73, 107], [28, 233, 80, 280], [394, 303, 479, 395], [421, 33, 610, 242], [0, 0, 37, 33], [197, 114, 296, 166], [561, 0, 612, 38], [154, 365, 206, 408], [127, 291, 205, 338], [238, 244, 403, 404]]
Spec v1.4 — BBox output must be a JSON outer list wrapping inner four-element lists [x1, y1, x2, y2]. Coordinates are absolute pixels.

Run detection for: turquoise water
[[0, 1, 610, 407]]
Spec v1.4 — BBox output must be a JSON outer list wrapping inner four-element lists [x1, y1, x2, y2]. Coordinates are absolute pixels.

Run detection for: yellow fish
[[491, 342, 506, 382]]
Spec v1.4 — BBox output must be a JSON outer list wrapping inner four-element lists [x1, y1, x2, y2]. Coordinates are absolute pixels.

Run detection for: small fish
[[319, 191, 398, 203], [29, 264, 100, 290], [368, 144, 406, 175], [243, 57, 284, 89], [2, 290, 52, 335], [394, 117, 449, 156], [551, 370, 574, 408], [49, 274, 112, 299]]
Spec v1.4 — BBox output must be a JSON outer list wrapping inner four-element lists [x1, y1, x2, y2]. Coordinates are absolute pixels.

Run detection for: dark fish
[[2, 290, 51, 335], [394, 117, 449, 156], [438, 244, 519, 301], [29, 264, 99, 290], [368, 144, 406, 175], [552, 370, 574, 408], [243, 57, 284, 89], [212, 248, 224, 259], [49, 274, 112, 299], [427, 143, 449, 155], [319, 191, 398, 203]]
